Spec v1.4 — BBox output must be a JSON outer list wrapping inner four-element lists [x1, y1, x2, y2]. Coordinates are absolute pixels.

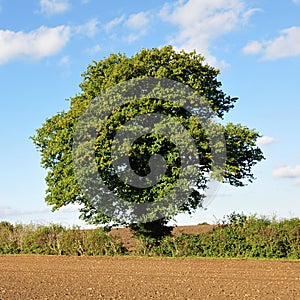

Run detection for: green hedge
[[0, 222, 126, 256], [133, 213, 300, 259], [0, 214, 299, 259]]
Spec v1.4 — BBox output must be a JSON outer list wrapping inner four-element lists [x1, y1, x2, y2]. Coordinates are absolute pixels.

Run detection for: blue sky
[[0, 0, 300, 227]]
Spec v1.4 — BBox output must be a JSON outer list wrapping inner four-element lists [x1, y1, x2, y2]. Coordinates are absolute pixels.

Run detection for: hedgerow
[[0, 222, 126, 256], [133, 213, 300, 259], [0, 213, 299, 259]]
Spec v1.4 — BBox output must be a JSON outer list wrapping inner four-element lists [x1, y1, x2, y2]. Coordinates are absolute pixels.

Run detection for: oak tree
[[31, 46, 264, 236]]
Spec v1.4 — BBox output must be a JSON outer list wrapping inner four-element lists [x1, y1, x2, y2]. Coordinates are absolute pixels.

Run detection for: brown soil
[[110, 224, 215, 251], [0, 255, 299, 299]]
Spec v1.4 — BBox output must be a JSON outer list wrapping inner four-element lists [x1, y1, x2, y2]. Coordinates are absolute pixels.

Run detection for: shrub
[[0, 214, 299, 259], [0, 223, 126, 256]]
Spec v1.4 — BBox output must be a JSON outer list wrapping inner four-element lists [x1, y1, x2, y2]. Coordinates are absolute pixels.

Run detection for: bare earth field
[[0, 255, 299, 299]]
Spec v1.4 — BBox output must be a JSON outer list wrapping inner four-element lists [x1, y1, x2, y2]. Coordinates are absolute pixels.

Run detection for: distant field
[[0, 255, 299, 299]]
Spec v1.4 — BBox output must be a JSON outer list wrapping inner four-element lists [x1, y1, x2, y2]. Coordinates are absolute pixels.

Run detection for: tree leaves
[[31, 45, 264, 227]]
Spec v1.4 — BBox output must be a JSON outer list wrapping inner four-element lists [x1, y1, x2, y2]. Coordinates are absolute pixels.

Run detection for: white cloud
[[243, 26, 300, 60], [257, 136, 279, 147], [0, 204, 81, 218], [58, 203, 82, 213], [0, 205, 15, 216], [0, 205, 50, 217], [58, 55, 71, 67], [293, 178, 300, 185], [159, 0, 258, 67], [75, 18, 100, 37], [273, 165, 300, 179], [0, 25, 70, 64], [243, 40, 262, 55], [86, 44, 101, 54], [293, 0, 300, 5], [126, 12, 149, 30], [39, 0, 70, 15], [104, 12, 149, 43], [81, 0, 89, 4], [105, 13, 148, 32], [126, 33, 142, 43], [124, 12, 149, 43], [105, 16, 125, 31]]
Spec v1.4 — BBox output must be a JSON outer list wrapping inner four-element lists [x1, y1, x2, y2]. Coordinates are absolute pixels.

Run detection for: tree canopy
[[31, 46, 264, 231]]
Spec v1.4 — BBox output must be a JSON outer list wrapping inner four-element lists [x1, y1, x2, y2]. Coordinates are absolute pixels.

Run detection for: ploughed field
[[0, 255, 299, 299]]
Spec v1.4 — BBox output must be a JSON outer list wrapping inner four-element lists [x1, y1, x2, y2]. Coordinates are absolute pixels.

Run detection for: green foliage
[[20, 224, 65, 255], [0, 221, 19, 254], [130, 218, 173, 240], [0, 215, 299, 259], [31, 45, 264, 229], [132, 214, 300, 259], [0, 223, 126, 256], [58, 227, 126, 256]]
